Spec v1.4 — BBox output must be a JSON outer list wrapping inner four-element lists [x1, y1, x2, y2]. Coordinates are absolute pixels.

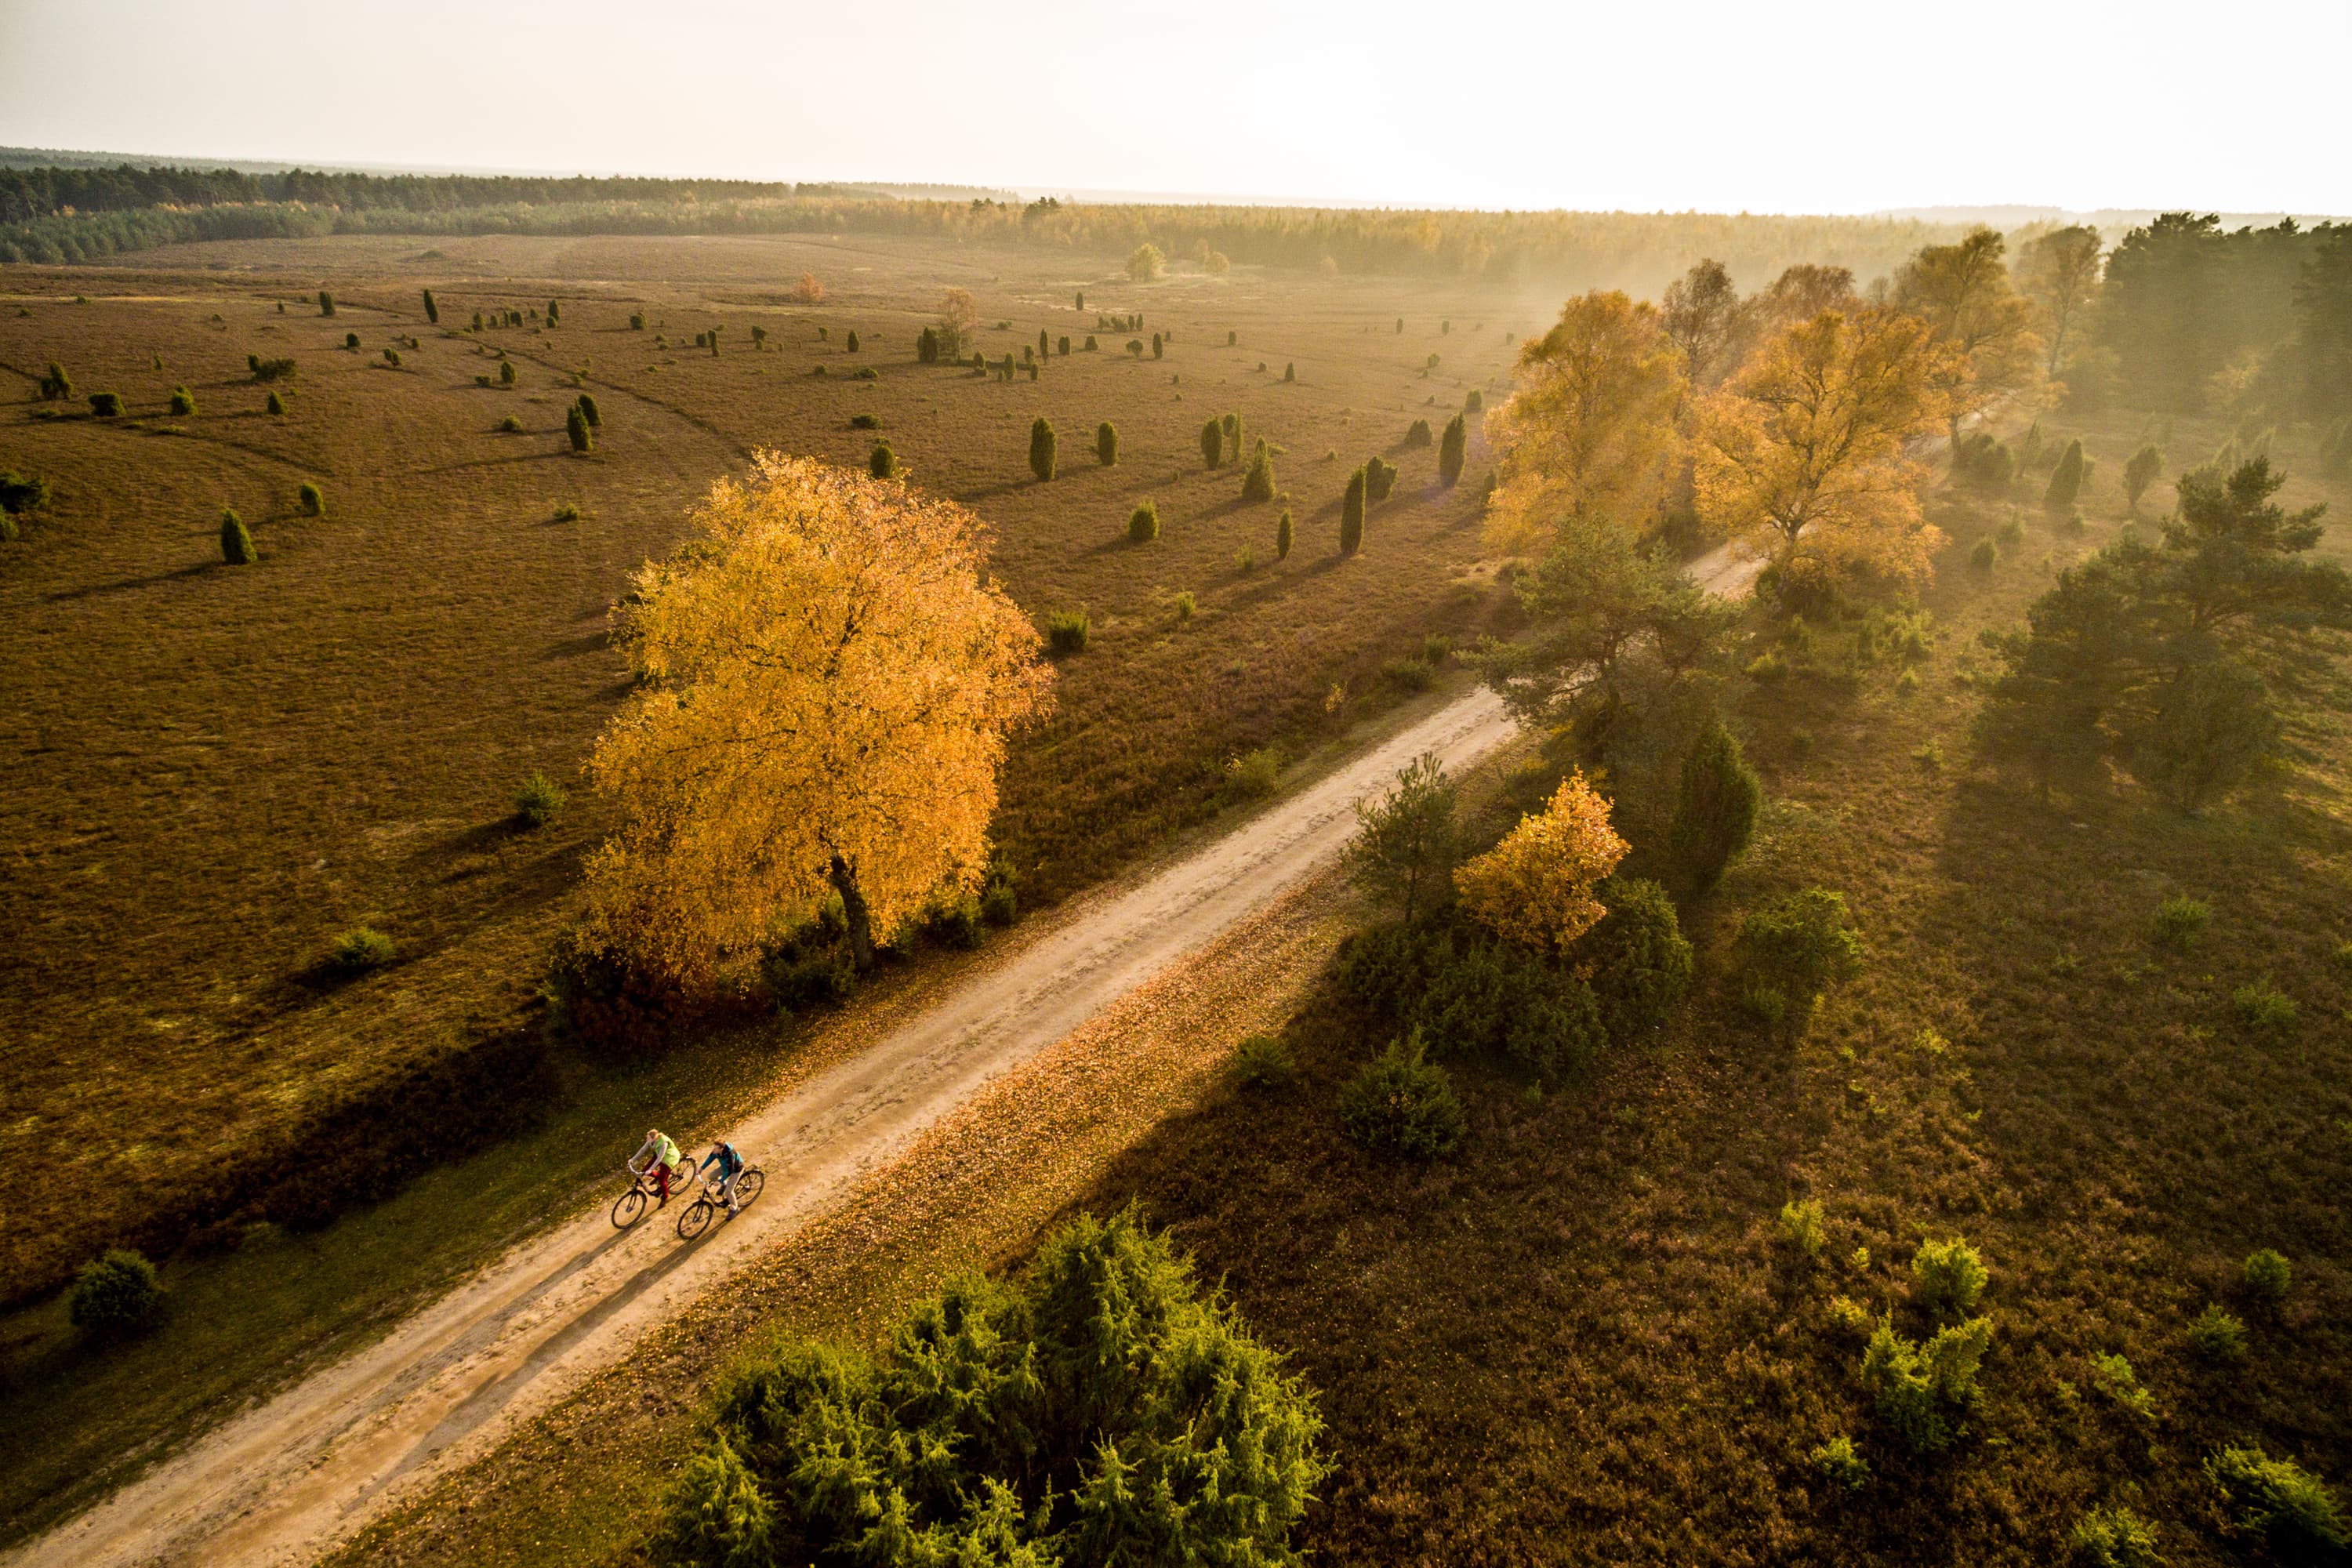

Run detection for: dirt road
[[14, 688, 1516, 1568]]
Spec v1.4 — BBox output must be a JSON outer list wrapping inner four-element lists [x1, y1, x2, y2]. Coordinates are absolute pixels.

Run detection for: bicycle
[[610, 1159, 694, 1229], [677, 1164, 765, 1240]]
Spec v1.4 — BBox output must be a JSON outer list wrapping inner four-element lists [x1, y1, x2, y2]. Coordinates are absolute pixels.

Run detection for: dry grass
[[0, 232, 1524, 1298]]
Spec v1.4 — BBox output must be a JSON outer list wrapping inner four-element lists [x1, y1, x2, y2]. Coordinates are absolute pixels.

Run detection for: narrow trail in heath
[[16, 688, 1515, 1568]]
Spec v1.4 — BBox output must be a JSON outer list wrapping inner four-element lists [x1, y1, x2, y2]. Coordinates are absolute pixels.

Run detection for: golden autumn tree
[[1484, 290, 1686, 554], [1694, 307, 1958, 591], [585, 453, 1053, 978], [1454, 771, 1628, 954], [1890, 227, 2043, 448]]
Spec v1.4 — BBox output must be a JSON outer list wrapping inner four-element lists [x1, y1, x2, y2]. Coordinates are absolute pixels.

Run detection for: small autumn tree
[[2017, 224, 2103, 376], [1096, 420, 1118, 466], [1485, 290, 1686, 556], [1694, 307, 1957, 593], [1127, 242, 1165, 281], [586, 455, 1054, 976], [1029, 417, 1057, 482], [1891, 227, 2043, 452], [1660, 258, 1746, 388], [1454, 771, 1629, 954], [1438, 411, 1468, 487], [935, 287, 978, 359]]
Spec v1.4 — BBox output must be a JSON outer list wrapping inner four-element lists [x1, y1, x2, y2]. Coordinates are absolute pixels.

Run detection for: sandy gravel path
[[15, 686, 1515, 1568]]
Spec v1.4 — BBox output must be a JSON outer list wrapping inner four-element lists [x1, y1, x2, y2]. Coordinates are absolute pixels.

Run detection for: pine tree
[[1096, 421, 1118, 466], [220, 508, 256, 564], [1365, 456, 1398, 503], [1200, 418, 1224, 468], [1222, 411, 1241, 454], [1129, 499, 1160, 543], [422, 289, 438, 324], [576, 393, 601, 428], [870, 441, 898, 479], [499, 359, 517, 385], [918, 327, 940, 363], [2044, 438, 2088, 512], [266, 389, 287, 416], [169, 385, 197, 416], [548, 299, 561, 323], [1668, 721, 1762, 894], [1283, 361, 1295, 382], [298, 481, 324, 517], [1242, 438, 1276, 503], [1029, 417, 1057, 482], [1276, 508, 1294, 560], [1075, 290, 1084, 311], [1039, 328, 1050, 359], [1405, 418, 1433, 448], [1438, 412, 1468, 488], [846, 329, 861, 353], [567, 405, 593, 453], [318, 289, 334, 317], [1341, 466, 1367, 554], [1152, 332, 1163, 359]]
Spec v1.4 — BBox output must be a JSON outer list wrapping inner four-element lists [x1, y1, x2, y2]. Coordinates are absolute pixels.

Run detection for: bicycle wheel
[[677, 1196, 715, 1240], [731, 1169, 764, 1208], [611, 1188, 647, 1229]]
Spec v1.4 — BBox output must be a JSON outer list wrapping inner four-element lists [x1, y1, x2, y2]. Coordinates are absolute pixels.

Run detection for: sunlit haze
[[3, 0, 2347, 214]]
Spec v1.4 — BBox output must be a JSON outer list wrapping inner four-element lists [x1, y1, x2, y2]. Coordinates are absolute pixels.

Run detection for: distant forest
[[2, 162, 2346, 423]]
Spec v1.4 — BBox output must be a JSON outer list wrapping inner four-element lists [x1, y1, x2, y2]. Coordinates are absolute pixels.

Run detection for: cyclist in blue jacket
[[697, 1140, 746, 1216]]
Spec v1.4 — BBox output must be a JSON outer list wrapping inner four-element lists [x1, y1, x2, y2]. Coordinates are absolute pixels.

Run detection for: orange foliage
[[1454, 771, 1628, 953]]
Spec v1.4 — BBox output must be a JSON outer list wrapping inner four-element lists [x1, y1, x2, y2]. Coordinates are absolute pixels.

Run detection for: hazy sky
[[3, 0, 2346, 216]]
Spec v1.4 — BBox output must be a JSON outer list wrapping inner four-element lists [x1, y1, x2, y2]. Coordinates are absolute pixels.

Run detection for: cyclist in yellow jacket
[[627, 1128, 687, 1203]]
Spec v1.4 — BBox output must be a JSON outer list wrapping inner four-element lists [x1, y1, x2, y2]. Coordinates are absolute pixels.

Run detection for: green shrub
[[852, 365, 878, 381], [1341, 466, 1367, 554], [1953, 432, 2015, 491], [1284, 361, 1296, 382], [764, 944, 855, 1012], [652, 1210, 1327, 1568], [1810, 1435, 1870, 1492], [38, 359, 72, 399], [869, 441, 898, 480], [297, 481, 324, 517], [1096, 420, 1118, 466], [1047, 609, 1090, 655], [87, 390, 122, 417], [1438, 412, 1468, 487], [499, 415, 522, 433], [2044, 437, 2089, 512], [1338, 1033, 1466, 1159], [1276, 508, 1294, 560], [1576, 877, 1693, 1038], [1667, 721, 1760, 895], [1737, 889, 1863, 1020], [68, 1249, 162, 1334], [318, 289, 335, 317], [1084, 334, 1098, 350], [331, 926, 395, 973], [566, 405, 593, 452], [344, 331, 361, 350], [499, 359, 517, 386], [1241, 440, 1276, 503], [1236, 546, 1258, 574], [1173, 590, 1196, 621], [1970, 537, 1998, 572], [1200, 417, 1224, 468], [2205, 1445, 2349, 1558], [553, 502, 582, 522], [1911, 1237, 1987, 1316], [0, 469, 51, 517], [575, 393, 600, 428], [1058, 334, 1070, 355], [1128, 499, 1159, 543], [848, 412, 880, 430], [169, 385, 197, 416], [1860, 1313, 1992, 1454], [2243, 1248, 2292, 1304], [2233, 978, 2296, 1034], [266, 389, 288, 416], [514, 772, 566, 828], [1995, 512, 2025, 547], [1029, 416, 1056, 481], [924, 892, 985, 950], [2071, 1505, 2163, 1568], [1233, 1033, 1297, 1088], [1342, 920, 1606, 1082], [422, 287, 438, 323], [1780, 1198, 1827, 1257], [1224, 746, 1280, 800], [250, 355, 297, 382], [2187, 1303, 2248, 1363], [1404, 417, 1432, 448], [219, 508, 256, 564], [979, 861, 1018, 927], [1364, 455, 1398, 503], [2152, 895, 2209, 949]]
